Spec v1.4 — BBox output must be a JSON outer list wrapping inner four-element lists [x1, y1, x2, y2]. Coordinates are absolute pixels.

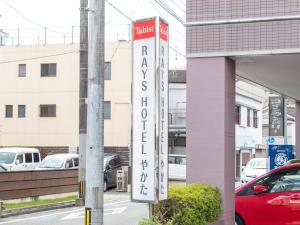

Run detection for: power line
[[175, 0, 185, 8], [167, 0, 185, 13], [147, 0, 185, 39], [0, 0, 69, 34], [105, 0, 185, 57], [0, 43, 123, 65], [153, 0, 185, 24], [115, 0, 187, 58], [105, 0, 133, 22], [0, 50, 78, 64], [105, 0, 131, 25], [169, 45, 185, 58]]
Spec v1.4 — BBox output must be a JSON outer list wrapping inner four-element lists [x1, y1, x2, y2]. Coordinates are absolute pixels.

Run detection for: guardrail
[[0, 169, 78, 200]]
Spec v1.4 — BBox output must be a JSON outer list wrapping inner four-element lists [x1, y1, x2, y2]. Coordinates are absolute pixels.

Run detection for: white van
[[36, 154, 79, 170], [241, 158, 268, 183], [0, 147, 41, 171], [168, 154, 186, 180]]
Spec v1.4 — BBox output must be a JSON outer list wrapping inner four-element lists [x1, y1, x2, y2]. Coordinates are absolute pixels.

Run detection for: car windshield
[[252, 159, 267, 169], [39, 157, 64, 168], [0, 152, 16, 164]]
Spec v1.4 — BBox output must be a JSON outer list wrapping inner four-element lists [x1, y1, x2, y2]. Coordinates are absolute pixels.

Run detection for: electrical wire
[[105, 0, 131, 25], [0, 50, 79, 64], [177, 0, 185, 6], [105, 41, 121, 69], [167, 0, 185, 13], [115, 0, 187, 58], [105, 0, 133, 22], [169, 45, 185, 58], [153, 0, 185, 24], [147, 0, 185, 39], [0, 0, 70, 34]]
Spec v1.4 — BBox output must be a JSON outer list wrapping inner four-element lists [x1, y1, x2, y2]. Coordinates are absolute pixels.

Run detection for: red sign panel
[[133, 19, 155, 40], [159, 20, 168, 42]]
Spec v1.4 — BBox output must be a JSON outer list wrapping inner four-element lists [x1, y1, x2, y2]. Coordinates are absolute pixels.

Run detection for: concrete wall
[[0, 44, 79, 148], [235, 81, 265, 150], [0, 41, 132, 150], [104, 41, 131, 148]]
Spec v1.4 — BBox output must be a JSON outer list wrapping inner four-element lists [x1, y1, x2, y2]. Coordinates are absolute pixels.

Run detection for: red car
[[235, 163, 300, 225]]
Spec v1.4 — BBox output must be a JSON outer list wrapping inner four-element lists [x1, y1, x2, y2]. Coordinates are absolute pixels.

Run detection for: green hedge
[[139, 184, 221, 225]]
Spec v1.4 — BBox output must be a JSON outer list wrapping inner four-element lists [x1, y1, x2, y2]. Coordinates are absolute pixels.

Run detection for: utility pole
[[85, 0, 105, 224], [79, 0, 88, 205]]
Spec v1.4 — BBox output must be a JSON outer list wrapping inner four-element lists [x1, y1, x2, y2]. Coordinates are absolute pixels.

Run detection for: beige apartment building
[[0, 41, 131, 159]]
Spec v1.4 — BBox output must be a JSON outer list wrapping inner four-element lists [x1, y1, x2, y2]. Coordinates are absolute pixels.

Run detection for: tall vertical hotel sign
[[132, 17, 169, 202], [132, 18, 156, 202], [158, 18, 169, 200]]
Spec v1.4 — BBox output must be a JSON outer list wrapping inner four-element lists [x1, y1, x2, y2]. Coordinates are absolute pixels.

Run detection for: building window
[[40, 104, 56, 117], [18, 64, 26, 77], [253, 110, 258, 128], [247, 108, 251, 127], [5, 105, 13, 118], [104, 62, 111, 80], [41, 63, 57, 77], [18, 105, 26, 118], [104, 101, 111, 119], [235, 105, 241, 125]]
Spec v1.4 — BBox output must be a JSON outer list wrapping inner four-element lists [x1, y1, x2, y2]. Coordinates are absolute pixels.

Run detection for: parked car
[[36, 153, 79, 170], [235, 162, 300, 225], [104, 153, 122, 191], [0, 147, 41, 171], [241, 158, 268, 183], [0, 164, 7, 172], [168, 154, 186, 180]]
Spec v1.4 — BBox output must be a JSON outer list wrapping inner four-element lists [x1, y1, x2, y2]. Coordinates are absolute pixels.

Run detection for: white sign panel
[[132, 18, 156, 202], [158, 18, 169, 200]]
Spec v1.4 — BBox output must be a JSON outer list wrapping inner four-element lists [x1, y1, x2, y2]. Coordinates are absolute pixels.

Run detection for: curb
[[0, 200, 76, 218]]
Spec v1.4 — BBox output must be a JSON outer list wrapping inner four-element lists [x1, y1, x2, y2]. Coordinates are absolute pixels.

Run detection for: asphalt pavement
[[0, 191, 148, 225]]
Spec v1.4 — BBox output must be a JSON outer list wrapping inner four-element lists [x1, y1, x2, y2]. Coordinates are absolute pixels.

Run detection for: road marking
[[60, 207, 127, 221], [0, 208, 82, 225], [105, 207, 126, 215], [0, 200, 130, 224]]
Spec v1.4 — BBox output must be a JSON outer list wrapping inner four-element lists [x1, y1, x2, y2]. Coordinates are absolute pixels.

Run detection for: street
[[0, 192, 148, 225]]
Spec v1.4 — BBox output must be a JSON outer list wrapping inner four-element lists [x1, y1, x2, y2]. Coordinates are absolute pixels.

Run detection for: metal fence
[[0, 25, 131, 46]]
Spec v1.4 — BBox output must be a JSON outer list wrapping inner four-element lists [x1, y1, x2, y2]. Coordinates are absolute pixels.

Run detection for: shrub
[[138, 218, 158, 225], [139, 184, 221, 225]]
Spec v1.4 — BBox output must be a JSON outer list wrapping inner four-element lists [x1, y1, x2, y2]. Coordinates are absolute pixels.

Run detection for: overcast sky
[[0, 0, 186, 68]]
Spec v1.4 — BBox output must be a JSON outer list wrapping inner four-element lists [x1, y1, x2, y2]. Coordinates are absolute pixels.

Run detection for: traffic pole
[[79, 0, 88, 205], [85, 0, 105, 224]]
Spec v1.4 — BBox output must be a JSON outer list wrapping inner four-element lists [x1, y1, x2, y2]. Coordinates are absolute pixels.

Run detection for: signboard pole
[[132, 17, 169, 206], [132, 18, 157, 203], [158, 18, 169, 201]]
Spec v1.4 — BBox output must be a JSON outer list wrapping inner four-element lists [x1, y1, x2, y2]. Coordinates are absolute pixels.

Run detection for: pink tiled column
[[296, 102, 300, 158], [186, 57, 235, 225]]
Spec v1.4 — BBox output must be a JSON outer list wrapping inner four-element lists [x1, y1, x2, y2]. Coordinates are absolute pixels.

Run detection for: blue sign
[[269, 145, 294, 170]]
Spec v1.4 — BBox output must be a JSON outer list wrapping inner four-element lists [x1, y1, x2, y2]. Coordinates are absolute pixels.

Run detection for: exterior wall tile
[[187, 21, 300, 55], [187, 0, 300, 22]]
